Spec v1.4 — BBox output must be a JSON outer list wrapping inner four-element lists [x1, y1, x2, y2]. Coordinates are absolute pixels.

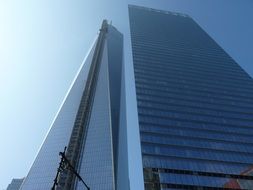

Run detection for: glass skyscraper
[[7, 178, 24, 190], [128, 5, 253, 190], [19, 4, 253, 190], [20, 21, 125, 190]]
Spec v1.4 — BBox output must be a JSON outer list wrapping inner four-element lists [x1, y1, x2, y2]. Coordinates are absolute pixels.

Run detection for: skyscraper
[[128, 5, 253, 189], [20, 21, 125, 190], [20, 4, 253, 190], [6, 178, 24, 190]]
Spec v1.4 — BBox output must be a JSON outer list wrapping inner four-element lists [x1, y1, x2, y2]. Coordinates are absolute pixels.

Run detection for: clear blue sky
[[0, 0, 252, 189]]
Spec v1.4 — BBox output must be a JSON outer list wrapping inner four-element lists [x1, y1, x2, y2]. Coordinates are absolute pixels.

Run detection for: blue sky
[[0, 0, 252, 189]]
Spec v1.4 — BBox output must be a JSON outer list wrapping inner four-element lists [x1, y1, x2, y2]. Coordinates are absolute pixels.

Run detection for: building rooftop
[[128, 4, 190, 18]]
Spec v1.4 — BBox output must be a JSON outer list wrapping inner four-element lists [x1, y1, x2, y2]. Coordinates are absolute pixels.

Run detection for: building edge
[[19, 37, 98, 190], [122, 4, 145, 190]]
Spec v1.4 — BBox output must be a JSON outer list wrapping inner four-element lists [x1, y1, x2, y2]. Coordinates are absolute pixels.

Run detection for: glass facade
[[7, 178, 24, 190], [129, 5, 253, 189], [76, 24, 123, 190], [76, 39, 115, 190], [20, 23, 123, 190], [20, 40, 96, 190]]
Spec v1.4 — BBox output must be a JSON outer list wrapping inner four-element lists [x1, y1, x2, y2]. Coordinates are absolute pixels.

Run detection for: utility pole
[[51, 147, 90, 190]]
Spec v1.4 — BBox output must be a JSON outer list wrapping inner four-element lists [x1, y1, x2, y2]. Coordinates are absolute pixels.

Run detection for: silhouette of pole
[[52, 147, 66, 190], [51, 147, 90, 190]]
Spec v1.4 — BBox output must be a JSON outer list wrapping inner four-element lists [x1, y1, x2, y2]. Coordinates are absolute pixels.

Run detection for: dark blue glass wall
[[107, 25, 123, 184], [129, 5, 253, 189]]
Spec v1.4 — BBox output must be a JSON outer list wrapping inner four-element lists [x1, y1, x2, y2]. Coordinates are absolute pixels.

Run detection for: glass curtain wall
[[129, 5, 253, 190]]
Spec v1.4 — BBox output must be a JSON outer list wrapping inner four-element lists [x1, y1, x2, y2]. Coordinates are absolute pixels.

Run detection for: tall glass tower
[[19, 4, 253, 190], [20, 21, 125, 190], [128, 5, 253, 190]]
